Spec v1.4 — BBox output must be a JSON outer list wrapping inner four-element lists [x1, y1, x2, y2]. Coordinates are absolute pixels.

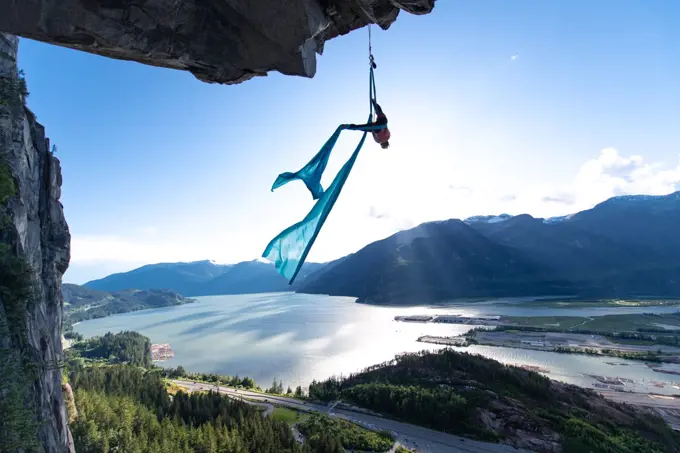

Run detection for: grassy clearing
[[608, 337, 659, 346], [163, 380, 184, 396], [504, 316, 588, 329], [396, 447, 417, 453], [515, 299, 680, 309], [271, 407, 299, 424], [581, 313, 680, 332], [503, 313, 680, 334]]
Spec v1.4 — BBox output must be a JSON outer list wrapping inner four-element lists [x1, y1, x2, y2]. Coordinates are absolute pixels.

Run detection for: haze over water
[[75, 293, 680, 393]]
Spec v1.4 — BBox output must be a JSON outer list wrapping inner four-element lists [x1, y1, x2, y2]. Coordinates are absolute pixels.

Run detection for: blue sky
[[17, 0, 680, 283]]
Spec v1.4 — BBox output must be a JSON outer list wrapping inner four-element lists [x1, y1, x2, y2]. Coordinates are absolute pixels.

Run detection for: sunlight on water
[[75, 293, 680, 392]]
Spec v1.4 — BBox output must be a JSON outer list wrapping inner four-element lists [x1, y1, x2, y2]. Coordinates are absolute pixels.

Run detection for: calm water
[[75, 293, 680, 394]]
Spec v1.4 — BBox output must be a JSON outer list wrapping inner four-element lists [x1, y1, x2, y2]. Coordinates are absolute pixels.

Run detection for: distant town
[[151, 343, 175, 361]]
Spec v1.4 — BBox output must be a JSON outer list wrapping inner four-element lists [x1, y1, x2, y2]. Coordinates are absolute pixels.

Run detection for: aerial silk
[[270, 122, 384, 200], [262, 66, 385, 284]]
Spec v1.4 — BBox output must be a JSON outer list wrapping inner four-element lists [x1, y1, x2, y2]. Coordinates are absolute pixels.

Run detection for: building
[[151, 343, 175, 361], [433, 315, 501, 324], [394, 315, 434, 322]]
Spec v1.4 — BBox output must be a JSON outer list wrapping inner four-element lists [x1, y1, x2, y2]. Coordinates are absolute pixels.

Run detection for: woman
[[351, 100, 391, 149]]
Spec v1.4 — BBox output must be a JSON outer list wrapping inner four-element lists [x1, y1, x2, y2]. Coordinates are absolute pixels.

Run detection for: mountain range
[[84, 259, 323, 296], [83, 191, 680, 304]]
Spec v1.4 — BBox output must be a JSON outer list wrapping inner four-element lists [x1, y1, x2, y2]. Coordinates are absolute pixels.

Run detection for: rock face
[[0, 33, 73, 453], [0, 0, 435, 85]]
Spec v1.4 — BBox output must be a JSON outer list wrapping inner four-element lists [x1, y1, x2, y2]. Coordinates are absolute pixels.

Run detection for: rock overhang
[[0, 0, 436, 84]]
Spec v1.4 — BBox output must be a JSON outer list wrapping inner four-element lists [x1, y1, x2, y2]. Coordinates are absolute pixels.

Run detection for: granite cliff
[[0, 33, 73, 453], [0, 0, 435, 85]]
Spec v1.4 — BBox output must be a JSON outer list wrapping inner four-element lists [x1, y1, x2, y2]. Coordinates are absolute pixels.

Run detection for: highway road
[[173, 380, 535, 453], [598, 390, 680, 431], [226, 392, 275, 417], [598, 390, 680, 409]]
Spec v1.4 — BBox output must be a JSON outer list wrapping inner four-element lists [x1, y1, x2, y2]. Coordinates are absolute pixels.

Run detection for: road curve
[[230, 393, 274, 417], [173, 380, 535, 453]]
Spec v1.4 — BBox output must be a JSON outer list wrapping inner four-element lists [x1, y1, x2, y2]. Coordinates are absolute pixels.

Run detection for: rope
[[368, 24, 376, 70], [368, 24, 377, 113], [368, 24, 372, 59]]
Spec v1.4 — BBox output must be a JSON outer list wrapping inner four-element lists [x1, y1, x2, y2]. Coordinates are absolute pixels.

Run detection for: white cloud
[[69, 230, 261, 270], [510, 54, 519, 61], [541, 193, 576, 205], [365, 147, 680, 224], [545, 147, 680, 213], [138, 226, 158, 235], [68, 148, 680, 275], [448, 185, 474, 194], [70, 235, 204, 264], [66, 234, 248, 283]]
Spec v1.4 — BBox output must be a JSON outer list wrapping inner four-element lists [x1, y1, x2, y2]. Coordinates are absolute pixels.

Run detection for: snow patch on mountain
[[543, 214, 574, 224], [464, 214, 514, 224]]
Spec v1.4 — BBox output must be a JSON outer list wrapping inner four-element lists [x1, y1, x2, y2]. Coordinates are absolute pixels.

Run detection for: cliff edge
[[0, 33, 73, 453]]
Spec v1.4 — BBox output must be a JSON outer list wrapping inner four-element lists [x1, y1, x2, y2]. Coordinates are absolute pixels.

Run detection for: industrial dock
[[395, 314, 501, 325]]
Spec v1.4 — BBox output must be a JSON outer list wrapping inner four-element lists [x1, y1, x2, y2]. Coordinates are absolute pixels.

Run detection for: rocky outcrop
[[0, 33, 73, 453], [61, 381, 77, 423], [0, 0, 435, 85]]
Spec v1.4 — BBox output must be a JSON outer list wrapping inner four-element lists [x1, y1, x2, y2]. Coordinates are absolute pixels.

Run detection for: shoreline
[[417, 333, 680, 394], [418, 331, 680, 364]]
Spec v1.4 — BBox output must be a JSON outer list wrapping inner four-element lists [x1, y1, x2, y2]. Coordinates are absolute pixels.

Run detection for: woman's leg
[[372, 100, 384, 117]]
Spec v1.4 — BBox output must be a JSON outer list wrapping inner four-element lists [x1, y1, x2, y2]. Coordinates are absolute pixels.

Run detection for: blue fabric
[[270, 123, 387, 200], [263, 67, 384, 284]]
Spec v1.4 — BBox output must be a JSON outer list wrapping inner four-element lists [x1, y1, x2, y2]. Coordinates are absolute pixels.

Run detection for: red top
[[373, 127, 391, 143], [372, 113, 390, 143]]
